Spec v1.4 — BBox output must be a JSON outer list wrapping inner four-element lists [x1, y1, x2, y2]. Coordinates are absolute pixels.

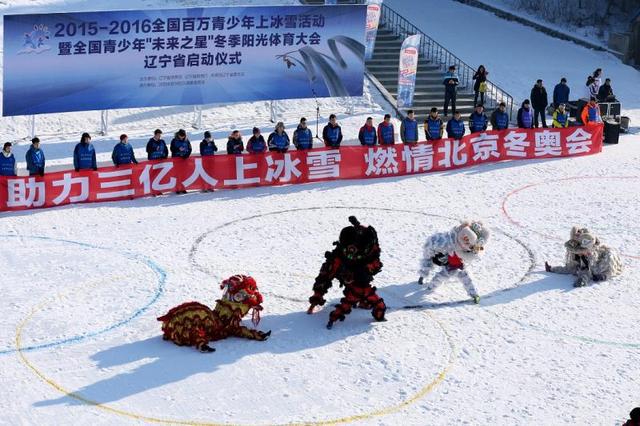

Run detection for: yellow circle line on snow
[[16, 292, 457, 426]]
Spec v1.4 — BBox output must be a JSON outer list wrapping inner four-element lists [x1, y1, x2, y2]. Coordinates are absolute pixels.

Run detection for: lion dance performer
[[158, 275, 271, 352], [307, 216, 387, 329], [417, 220, 490, 304], [545, 226, 623, 287]]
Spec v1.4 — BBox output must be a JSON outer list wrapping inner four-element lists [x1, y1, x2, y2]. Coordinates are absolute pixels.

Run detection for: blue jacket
[[424, 116, 443, 140], [74, 142, 97, 171], [268, 131, 290, 152], [322, 123, 342, 147], [468, 112, 488, 133], [0, 152, 17, 176], [358, 125, 377, 146], [170, 138, 192, 158], [490, 110, 510, 130], [553, 83, 570, 106], [446, 118, 465, 140], [377, 122, 395, 145], [146, 138, 168, 160], [247, 135, 267, 153], [200, 139, 218, 156], [400, 118, 418, 143], [112, 142, 138, 166], [517, 107, 534, 129], [25, 146, 45, 175], [293, 125, 313, 150]]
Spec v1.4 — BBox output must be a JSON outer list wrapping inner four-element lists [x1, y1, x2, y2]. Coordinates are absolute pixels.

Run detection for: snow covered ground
[[1, 1, 640, 425]]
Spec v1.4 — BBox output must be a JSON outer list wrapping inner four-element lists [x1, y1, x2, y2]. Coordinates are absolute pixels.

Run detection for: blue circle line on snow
[[0, 234, 167, 356]]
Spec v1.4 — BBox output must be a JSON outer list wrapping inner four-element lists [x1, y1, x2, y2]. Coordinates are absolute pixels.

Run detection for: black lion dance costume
[[158, 275, 271, 352], [307, 216, 387, 329]]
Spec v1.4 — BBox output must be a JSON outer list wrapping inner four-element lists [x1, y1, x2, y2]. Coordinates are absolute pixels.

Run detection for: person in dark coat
[[517, 100, 534, 129], [200, 131, 218, 156], [73, 132, 97, 172], [623, 407, 640, 426], [400, 110, 419, 144], [424, 108, 443, 141], [146, 129, 168, 160], [443, 65, 459, 117], [170, 129, 192, 159], [468, 104, 488, 134], [472, 65, 488, 106], [268, 122, 290, 153], [553, 77, 570, 108], [25, 137, 45, 176], [358, 117, 378, 146], [530, 79, 548, 128], [226, 130, 244, 154], [246, 127, 267, 154], [0, 142, 17, 176], [446, 111, 465, 140], [112, 134, 138, 166], [293, 117, 314, 150], [597, 78, 616, 102], [377, 114, 395, 145], [322, 114, 343, 148], [490, 102, 510, 130]]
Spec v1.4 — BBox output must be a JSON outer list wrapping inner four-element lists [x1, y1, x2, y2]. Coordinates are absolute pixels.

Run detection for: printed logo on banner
[[19, 24, 51, 54], [364, 0, 383, 61], [397, 35, 421, 109]]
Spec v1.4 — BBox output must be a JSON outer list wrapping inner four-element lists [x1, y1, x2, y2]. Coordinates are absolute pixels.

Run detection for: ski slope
[[1, 0, 640, 425]]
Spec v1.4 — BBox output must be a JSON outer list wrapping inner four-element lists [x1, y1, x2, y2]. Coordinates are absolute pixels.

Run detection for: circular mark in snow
[[0, 234, 166, 355]]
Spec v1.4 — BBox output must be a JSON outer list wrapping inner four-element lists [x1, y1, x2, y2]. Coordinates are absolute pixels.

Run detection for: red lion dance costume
[[157, 275, 271, 352], [307, 216, 387, 329]]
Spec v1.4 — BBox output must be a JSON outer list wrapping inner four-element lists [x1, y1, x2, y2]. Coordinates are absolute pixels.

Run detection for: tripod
[[311, 89, 323, 143]]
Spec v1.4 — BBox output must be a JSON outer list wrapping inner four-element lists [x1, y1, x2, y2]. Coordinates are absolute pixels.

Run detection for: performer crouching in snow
[[545, 226, 623, 287], [417, 220, 490, 304]]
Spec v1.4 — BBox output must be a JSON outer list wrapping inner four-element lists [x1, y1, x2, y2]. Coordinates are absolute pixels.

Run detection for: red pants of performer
[[329, 285, 386, 324]]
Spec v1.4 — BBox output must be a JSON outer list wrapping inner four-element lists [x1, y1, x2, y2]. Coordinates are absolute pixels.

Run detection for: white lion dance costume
[[545, 226, 623, 287], [418, 220, 490, 304]]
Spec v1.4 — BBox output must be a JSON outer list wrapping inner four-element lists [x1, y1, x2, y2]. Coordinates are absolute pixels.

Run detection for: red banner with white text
[[0, 125, 603, 212]]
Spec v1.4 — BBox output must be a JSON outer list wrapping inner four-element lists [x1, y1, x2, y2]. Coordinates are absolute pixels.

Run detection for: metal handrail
[[378, 3, 515, 119]]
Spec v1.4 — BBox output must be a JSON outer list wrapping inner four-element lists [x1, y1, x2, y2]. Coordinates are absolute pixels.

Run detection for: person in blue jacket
[[112, 134, 138, 166], [74, 132, 97, 172], [446, 111, 466, 140], [400, 110, 419, 144], [247, 127, 267, 154], [0, 142, 17, 176], [170, 129, 192, 159], [490, 102, 510, 130], [25, 137, 45, 176], [443, 65, 459, 117], [553, 77, 570, 108], [200, 131, 218, 156], [322, 114, 343, 148], [146, 129, 168, 160], [517, 100, 534, 129], [358, 117, 378, 146], [424, 107, 444, 141], [377, 114, 395, 145], [468, 105, 488, 134], [293, 117, 314, 150], [226, 130, 244, 154], [268, 122, 290, 153]]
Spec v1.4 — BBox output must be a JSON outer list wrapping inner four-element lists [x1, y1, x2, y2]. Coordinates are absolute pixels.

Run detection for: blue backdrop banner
[[2, 5, 366, 116]]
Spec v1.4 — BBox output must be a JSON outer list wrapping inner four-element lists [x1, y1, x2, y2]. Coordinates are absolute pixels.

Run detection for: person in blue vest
[[581, 97, 603, 126], [322, 114, 343, 148], [247, 127, 267, 154], [552, 103, 570, 128], [490, 102, 510, 130], [377, 114, 395, 145], [358, 117, 378, 146], [553, 77, 570, 108], [227, 130, 244, 154], [146, 129, 168, 160], [468, 104, 488, 134], [268, 122, 291, 153], [112, 134, 138, 166], [446, 111, 466, 140], [424, 107, 444, 141], [443, 65, 459, 117], [74, 133, 97, 172], [25, 137, 45, 176], [293, 117, 314, 150], [516, 100, 534, 129], [400, 110, 419, 144], [0, 142, 17, 177], [200, 131, 218, 156], [170, 129, 192, 159]]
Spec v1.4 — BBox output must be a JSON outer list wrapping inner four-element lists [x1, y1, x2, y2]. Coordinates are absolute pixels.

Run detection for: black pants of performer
[[329, 285, 386, 324], [444, 90, 457, 116], [474, 91, 485, 106], [533, 108, 547, 128]]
